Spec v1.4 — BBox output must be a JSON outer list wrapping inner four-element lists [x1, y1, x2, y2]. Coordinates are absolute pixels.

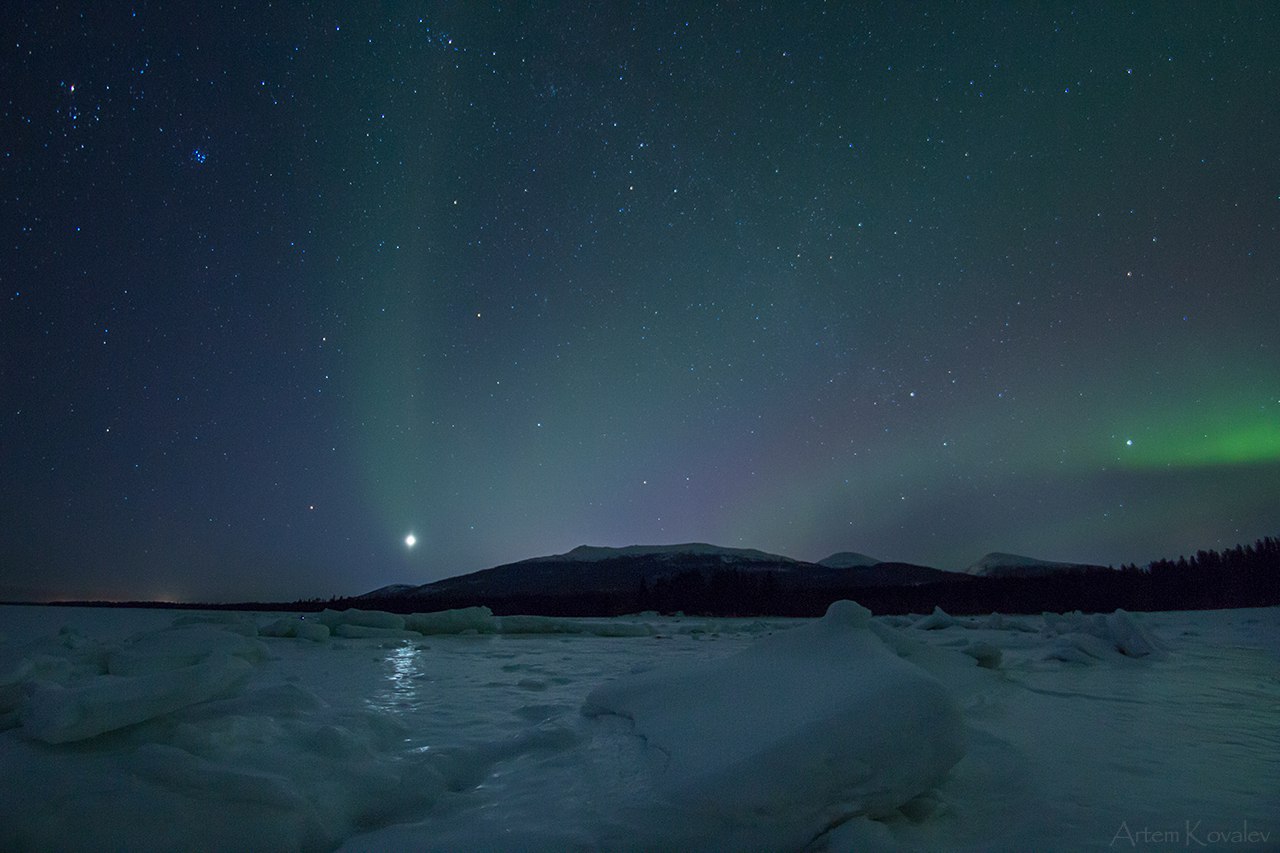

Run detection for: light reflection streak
[[366, 643, 426, 716]]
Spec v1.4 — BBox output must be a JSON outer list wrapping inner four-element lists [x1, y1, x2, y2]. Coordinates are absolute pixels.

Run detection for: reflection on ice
[[367, 643, 427, 717]]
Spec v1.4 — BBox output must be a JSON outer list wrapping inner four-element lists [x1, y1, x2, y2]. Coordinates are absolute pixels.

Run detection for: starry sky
[[3, 3, 1278, 602]]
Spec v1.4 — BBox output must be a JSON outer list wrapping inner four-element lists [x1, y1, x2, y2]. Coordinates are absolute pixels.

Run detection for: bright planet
[[404, 534, 417, 549]]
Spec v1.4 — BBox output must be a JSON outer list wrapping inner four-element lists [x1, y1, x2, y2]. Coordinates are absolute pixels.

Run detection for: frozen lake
[[1, 603, 1276, 851]]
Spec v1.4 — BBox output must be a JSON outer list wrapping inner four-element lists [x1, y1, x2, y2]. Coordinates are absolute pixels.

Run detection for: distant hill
[[823, 561, 962, 586], [528, 543, 801, 564], [360, 583, 419, 598], [358, 543, 961, 607], [54, 536, 1280, 619], [963, 552, 1110, 579], [817, 552, 881, 568]]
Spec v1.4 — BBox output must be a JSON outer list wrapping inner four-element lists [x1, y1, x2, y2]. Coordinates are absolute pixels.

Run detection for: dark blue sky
[[3, 2, 1278, 601]]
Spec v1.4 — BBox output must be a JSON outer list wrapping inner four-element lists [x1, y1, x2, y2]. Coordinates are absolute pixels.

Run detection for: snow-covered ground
[[1, 602, 1276, 851]]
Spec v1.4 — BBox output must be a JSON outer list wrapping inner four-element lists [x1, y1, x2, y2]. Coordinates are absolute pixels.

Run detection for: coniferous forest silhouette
[[33, 536, 1280, 619]]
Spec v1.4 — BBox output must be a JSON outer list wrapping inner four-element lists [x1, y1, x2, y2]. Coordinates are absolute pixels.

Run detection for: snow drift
[[583, 600, 966, 836], [3, 601, 1271, 852]]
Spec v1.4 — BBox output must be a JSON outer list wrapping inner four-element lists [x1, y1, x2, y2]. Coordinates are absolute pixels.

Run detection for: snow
[[21, 653, 252, 745], [356, 583, 418, 599], [258, 616, 331, 641], [581, 601, 965, 847], [497, 613, 653, 636], [536, 542, 798, 563], [404, 605, 495, 634], [963, 551, 1096, 577], [0, 602, 1277, 851], [316, 607, 406, 631], [968, 551, 1064, 569], [818, 551, 883, 568], [1041, 609, 1167, 661], [913, 605, 960, 630]]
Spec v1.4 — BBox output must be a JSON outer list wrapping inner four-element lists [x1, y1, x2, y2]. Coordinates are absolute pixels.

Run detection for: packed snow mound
[[106, 624, 268, 676], [910, 607, 1040, 634], [13, 621, 268, 744], [0, 627, 106, 722], [332, 623, 423, 640], [316, 607, 406, 631], [21, 654, 253, 744], [1042, 609, 1167, 661], [982, 612, 1038, 632], [817, 551, 883, 568], [0, 613, 571, 850], [258, 616, 330, 641], [961, 641, 1003, 669], [582, 600, 966, 835], [913, 606, 959, 630], [404, 606, 496, 634]]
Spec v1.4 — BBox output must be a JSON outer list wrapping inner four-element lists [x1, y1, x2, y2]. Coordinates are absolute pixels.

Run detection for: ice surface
[[0, 603, 1276, 851], [960, 640, 1003, 669], [498, 613, 654, 636], [980, 612, 1037, 632], [583, 600, 965, 834], [331, 623, 423, 640], [258, 615, 330, 641], [913, 605, 959, 630], [304, 606, 654, 638], [316, 607, 406, 631], [1042, 608, 1166, 659], [21, 654, 254, 743], [106, 624, 268, 675], [403, 605, 496, 634]]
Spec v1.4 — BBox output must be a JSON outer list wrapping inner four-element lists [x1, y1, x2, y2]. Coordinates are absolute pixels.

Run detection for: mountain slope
[[817, 552, 882, 569], [530, 543, 800, 564], [964, 552, 1109, 578], [389, 544, 799, 601], [359, 543, 962, 605]]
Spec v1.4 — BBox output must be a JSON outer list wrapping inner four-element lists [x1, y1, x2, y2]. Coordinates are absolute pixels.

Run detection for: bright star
[[404, 533, 417, 548]]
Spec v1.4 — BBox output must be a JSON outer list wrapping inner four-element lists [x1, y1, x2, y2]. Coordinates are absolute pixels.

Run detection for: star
[[404, 533, 417, 548]]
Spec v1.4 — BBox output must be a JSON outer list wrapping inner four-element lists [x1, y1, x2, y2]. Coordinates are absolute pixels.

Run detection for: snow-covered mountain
[[531, 543, 801, 564], [963, 552, 1108, 578], [359, 544, 1118, 610], [366, 543, 801, 603], [356, 543, 960, 606], [817, 552, 882, 569], [357, 583, 420, 599]]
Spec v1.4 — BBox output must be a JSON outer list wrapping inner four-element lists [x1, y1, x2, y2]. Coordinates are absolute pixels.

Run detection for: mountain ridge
[[964, 551, 1110, 578], [360, 542, 1120, 604], [528, 542, 801, 564], [359, 542, 964, 603], [817, 551, 882, 569]]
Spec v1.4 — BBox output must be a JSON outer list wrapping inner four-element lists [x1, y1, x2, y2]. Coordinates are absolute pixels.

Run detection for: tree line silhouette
[[30, 535, 1280, 618], [601, 536, 1280, 617], [335, 535, 1280, 617]]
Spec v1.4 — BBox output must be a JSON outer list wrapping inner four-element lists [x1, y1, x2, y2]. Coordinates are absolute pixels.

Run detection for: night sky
[[4, 3, 1278, 602]]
